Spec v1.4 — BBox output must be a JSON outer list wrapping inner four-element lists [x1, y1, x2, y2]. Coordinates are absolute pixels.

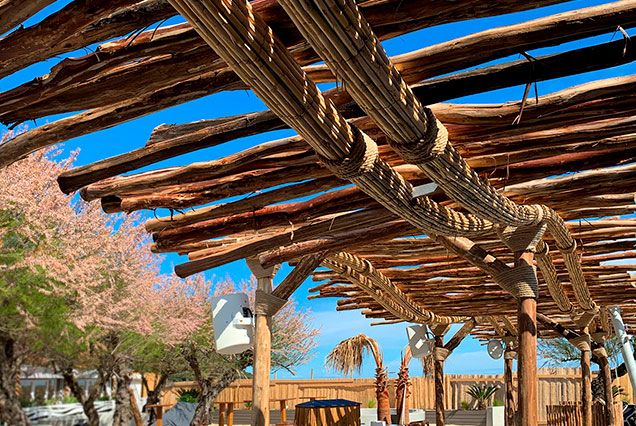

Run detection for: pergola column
[[592, 337, 615, 426], [431, 324, 452, 426], [503, 342, 517, 426], [246, 257, 280, 426], [579, 331, 593, 426], [516, 250, 537, 426]]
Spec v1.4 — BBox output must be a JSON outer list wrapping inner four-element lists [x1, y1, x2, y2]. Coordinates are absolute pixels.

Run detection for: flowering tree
[[0, 147, 211, 426], [172, 276, 320, 426]]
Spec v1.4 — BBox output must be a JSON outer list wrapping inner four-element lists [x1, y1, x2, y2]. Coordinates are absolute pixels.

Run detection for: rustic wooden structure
[[3, 1, 636, 425]]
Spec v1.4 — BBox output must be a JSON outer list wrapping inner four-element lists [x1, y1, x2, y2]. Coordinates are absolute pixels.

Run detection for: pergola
[[2, 1, 636, 426]]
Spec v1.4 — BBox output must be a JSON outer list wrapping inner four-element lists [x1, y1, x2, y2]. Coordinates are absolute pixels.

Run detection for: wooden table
[[238, 398, 293, 425], [145, 403, 172, 426]]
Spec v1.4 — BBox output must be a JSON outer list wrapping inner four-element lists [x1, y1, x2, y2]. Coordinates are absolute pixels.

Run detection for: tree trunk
[[62, 368, 101, 426], [143, 373, 170, 426], [375, 366, 391, 424], [0, 335, 31, 426], [185, 348, 252, 426], [112, 362, 134, 426]]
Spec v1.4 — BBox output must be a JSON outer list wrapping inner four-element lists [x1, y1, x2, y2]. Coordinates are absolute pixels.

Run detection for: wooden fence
[[161, 367, 632, 425], [546, 401, 623, 426]]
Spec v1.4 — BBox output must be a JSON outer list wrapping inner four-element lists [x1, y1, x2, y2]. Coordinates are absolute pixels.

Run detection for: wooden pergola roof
[[2, 0, 636, 342]]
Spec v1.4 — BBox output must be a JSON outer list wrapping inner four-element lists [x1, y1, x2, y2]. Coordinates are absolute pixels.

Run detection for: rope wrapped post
[[498, 224, 544, 426], [433, 334, 449, 426], [571, 331, 593, 426], [245, 257, 280, 426]]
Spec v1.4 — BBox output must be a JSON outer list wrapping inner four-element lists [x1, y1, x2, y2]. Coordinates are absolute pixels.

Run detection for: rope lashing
[[254, 289, 288, 316], [493, 264, 540, 299], [592, 346, 608, 359], [434, 347, 451, 361], [389, 109, 449, 164], [277, 0, 597, 313], [504, 350, 518, 360], [569, 334, 592, 352], [497, 223, 546, 253], [167, 0, 496, 239], [322, 251, 464, 325], [316, 124, 378, 180], [536, 240, 574, 313]]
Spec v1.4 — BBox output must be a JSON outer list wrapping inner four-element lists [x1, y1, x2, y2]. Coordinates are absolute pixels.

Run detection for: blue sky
[[2, 0, 635, 379]]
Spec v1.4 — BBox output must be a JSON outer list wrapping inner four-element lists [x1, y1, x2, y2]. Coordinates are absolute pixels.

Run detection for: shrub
[[460, 401, 471, 410], [466, 384, 499, 410], [176, 388, 201, 403], [367, 399, 377, 408], [492, 399, 504, 407]]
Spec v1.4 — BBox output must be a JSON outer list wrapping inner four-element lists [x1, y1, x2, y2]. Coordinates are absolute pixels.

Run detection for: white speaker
[[406, 324, 434, 358], [487, 339, 504, 360], [211, 293, 254, 355]]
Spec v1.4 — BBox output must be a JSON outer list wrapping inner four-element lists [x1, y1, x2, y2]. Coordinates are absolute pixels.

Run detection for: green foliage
[[539, 337, 630, 367], [244, 401, 252, 409], [466, 384, 499, 410], [613, 385, 626, 399], [492, 399, 504, 406], [61, 395, 78, 404], [367, 399, 376, 408], [176, 388, 201, 403], [460, 401, 470, 410]]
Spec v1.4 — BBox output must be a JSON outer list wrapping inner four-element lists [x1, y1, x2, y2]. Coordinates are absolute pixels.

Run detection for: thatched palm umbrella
[[326, 334, 390, 423]]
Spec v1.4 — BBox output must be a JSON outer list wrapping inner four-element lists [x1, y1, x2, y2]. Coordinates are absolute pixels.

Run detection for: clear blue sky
[[2, 0, 634, 379]]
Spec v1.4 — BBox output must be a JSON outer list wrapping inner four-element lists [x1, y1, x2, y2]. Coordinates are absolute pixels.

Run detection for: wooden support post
[[128, 388, 144, 426], [434, 334, 446, 426], [504, 348, 516, 426], [595, 342, 616, 426], [246, 258, 279, 426], [580, 330, 593, 426], [516, 251, 537, 426]]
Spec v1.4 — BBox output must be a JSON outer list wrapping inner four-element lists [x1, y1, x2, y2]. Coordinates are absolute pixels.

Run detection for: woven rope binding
[[255, 289, 288, 316], [317, 125, 379, 180], [493, 264, 539, 299]]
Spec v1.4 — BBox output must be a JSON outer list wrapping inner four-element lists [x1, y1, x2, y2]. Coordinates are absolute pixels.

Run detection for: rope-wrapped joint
[[493, 264, 539, 299], [592, 346, 608, 359], [254, 289, 288, 316], [433, 347, 451, 362], [389, 109, 449, 164], [497, 223, 547, 253], [568, 334, 591, 352]]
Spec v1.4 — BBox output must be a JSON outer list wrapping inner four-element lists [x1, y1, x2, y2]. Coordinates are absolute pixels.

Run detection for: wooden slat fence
[[161, 367, 631, 425], [546, 401, 623, 426]]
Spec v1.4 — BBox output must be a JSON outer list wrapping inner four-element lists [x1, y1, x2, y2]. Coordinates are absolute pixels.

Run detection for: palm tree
[[466, 384, 499, 410], [325, 334, 390, 423], [396, 345, 412, 425]]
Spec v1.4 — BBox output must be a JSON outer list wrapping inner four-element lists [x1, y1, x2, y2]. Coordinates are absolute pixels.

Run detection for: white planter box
[[487, 406, 505, 426]]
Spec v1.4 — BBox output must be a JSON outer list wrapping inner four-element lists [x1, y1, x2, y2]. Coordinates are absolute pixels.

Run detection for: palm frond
[[325, 334, 383, 375]]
